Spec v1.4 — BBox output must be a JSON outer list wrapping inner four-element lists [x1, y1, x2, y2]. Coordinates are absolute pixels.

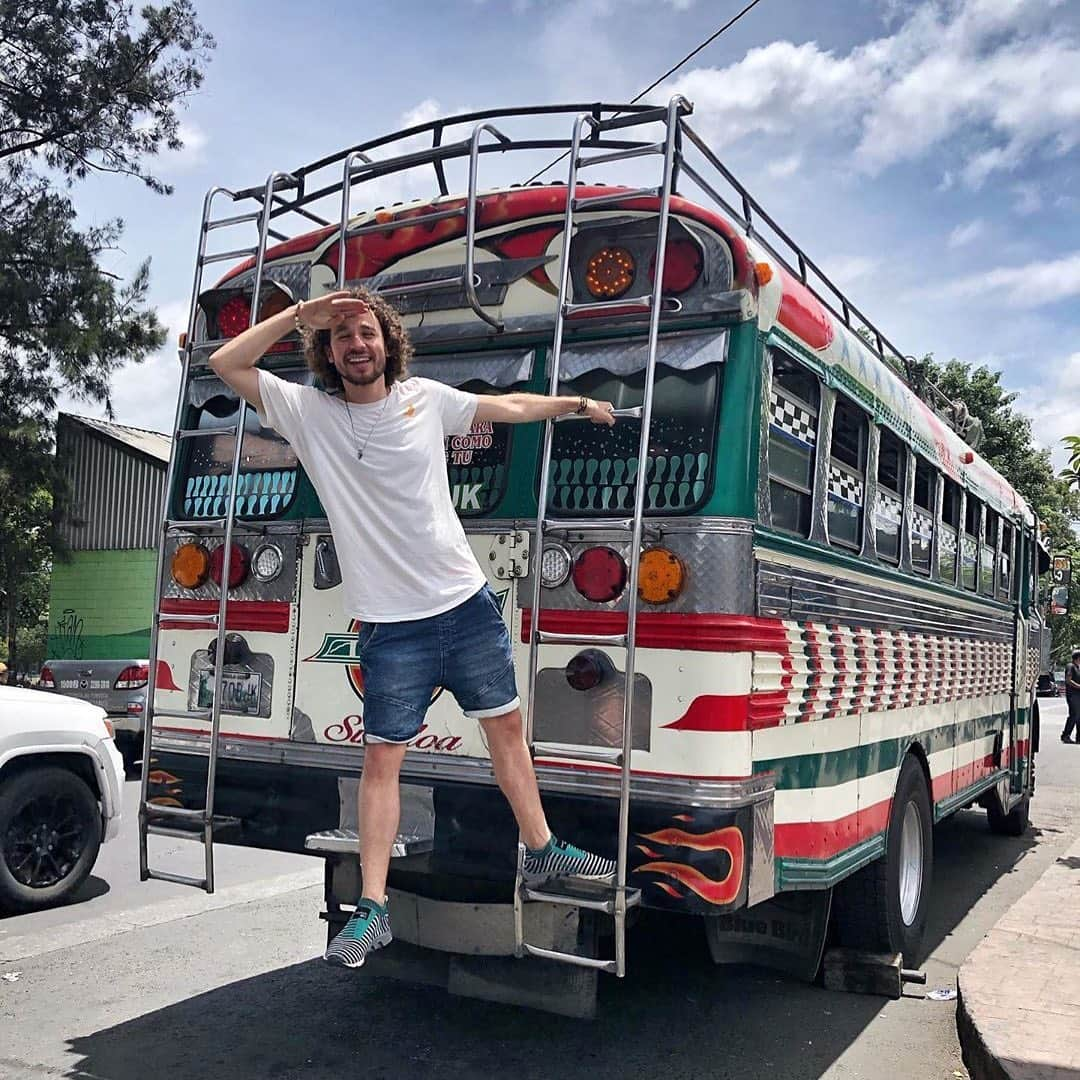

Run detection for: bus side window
[[999, 521, 1014, 600], [827, 395, 868, 551], [875, 427, 904, 564], [911, 456, 934, 574], [768, 350, 819, 537], [982, 506, 999, 597], [940, 479, 961, 585], [962, 493, 980, 591]]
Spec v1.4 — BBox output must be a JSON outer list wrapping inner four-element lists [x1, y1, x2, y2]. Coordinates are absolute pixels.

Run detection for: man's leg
[[323, 741, 406, 969], [358, 741, 409, 902], [481, 708, 550, 851]]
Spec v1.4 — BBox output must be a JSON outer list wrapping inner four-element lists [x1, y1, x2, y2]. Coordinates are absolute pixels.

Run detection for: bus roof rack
[[209, 101, 971, 445]]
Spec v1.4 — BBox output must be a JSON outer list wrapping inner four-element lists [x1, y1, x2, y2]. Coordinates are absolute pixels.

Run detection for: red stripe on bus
[[775, 798, 892, 859], [159, 599, 291, 633], [520, 610, 790, 652], [156, 660, 182, 692], [664, 693, 786, 732]]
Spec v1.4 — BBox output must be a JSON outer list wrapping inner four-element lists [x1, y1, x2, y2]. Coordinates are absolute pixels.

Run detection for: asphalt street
[[2, 700, 1078, 1080]]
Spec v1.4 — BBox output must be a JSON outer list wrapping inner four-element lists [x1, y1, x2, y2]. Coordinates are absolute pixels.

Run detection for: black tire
[[988, 792, 1030, 837], [831, 755, 933, 961], [0, 765, 102, 913]]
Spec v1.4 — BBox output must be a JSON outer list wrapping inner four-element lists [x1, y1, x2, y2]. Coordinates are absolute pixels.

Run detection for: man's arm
[[473, 392, 616, 427], [1068, 666, 1080, 692], [208, 291, 370, 409]]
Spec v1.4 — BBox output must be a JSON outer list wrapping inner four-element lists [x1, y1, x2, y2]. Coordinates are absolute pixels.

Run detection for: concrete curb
[[956, 832, 1080, 1080], [0, 866, 323, 963]]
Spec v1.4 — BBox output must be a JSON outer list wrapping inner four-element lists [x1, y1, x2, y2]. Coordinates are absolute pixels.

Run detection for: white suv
[[0, 685, 125, 911]]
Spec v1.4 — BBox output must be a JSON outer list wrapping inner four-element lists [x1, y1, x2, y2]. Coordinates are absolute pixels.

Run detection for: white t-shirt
[[257, 370, 486, 622]]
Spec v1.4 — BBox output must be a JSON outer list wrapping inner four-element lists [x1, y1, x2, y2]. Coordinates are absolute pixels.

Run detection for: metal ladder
[[514, 95, 691, 975], [138, 171, 300, 892]]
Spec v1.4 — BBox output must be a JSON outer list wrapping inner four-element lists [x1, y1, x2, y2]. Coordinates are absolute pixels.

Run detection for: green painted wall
[[47, 549, 157, 660]]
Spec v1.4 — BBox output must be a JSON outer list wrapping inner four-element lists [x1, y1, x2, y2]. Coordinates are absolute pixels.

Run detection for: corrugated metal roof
[[66, 414, 172, 463]]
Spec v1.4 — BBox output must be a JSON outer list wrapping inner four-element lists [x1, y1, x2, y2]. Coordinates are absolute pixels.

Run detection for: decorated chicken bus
[[141, 101, 1042, 1012]]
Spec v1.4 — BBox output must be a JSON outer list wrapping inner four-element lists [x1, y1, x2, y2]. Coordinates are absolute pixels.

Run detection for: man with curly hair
[[210, 288, 620, 970]]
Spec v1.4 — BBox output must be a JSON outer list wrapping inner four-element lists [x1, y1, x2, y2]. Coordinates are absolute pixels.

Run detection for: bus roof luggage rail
[[514, 95, 690, 980], [139, 170, 300, 896]]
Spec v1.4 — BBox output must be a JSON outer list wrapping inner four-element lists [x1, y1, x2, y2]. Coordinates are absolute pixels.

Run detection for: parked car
[[0, 685, 124, 912], [1037, 672, 1060, 697], [39, 659, 147, 766]]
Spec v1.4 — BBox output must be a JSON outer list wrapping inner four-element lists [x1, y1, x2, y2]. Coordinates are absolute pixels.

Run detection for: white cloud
[[1012, 181, 1043, 215], [1015, 351, 1080, 468], [820, 254, 880, 288], [948, 219, 985, 248], [663, 0, 1080, 187], [767, 154, 802, 179], [946, 251, 1080, 306]]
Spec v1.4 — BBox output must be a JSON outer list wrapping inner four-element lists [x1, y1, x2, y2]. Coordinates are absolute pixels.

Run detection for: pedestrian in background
[[1060, 649, 1080, 743]]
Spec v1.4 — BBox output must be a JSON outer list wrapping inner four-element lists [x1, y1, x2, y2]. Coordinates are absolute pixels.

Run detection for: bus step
[[151, 706, 213, 721], [592, 106, 676, 132], [175, 424, 238, 440], [154, 610, 220, 626], [201, 247, 258, 266], [543, 517, 634, 533], [523, 882, 640, 914], [533, 741, 623, 766], [576, 144, 664, 170], [144, 868, 208, 889], [164, 518, 228, 531], [205, 210, 262, 231], [144, 804, 207, 823], [563, 295, 651, 317], [523, 888, 614, 914], [522, 943, 617, 974], [571, 187, 659, 211], [534, 629, 627, 648], [346, 205, 467, 238]]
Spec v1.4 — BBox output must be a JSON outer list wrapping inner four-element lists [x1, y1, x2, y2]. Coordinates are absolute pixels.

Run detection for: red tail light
[[650, 237, 703, 295], [115, 663, 149, 690], [39, 665, 55, 689], [216, 295, 252, 338], [572, 547, 628, 603], [210, 542, 250, 588]]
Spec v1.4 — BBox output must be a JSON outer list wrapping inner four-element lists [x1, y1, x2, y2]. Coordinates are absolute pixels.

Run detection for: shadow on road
[[63, 809, 1035, 1080]]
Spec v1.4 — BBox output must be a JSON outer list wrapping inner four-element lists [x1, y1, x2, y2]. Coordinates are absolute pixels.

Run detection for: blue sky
[[64, 0, 1080, 465]]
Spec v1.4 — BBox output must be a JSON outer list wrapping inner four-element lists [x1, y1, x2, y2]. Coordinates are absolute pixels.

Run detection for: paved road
[[2, 701, 1077, 1080]]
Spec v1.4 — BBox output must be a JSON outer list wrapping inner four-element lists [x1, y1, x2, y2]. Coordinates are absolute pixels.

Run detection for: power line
[[524, 0, 766, 184]]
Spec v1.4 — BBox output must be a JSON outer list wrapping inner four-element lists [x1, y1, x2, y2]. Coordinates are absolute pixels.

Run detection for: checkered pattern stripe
[[874, 489, 903, 527], [754, 621, 1019, 725], [912, 509, 934, 540], [770, 391, 817, 447], [828, 465, 864, 506], [939, 529, 958, 555]]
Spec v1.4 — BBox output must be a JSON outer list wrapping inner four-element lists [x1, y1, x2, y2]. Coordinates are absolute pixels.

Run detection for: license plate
[[197, 671, 263, 715]]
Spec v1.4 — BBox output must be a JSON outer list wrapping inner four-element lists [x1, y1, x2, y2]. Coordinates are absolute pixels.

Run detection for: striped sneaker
[[323, 898, 392, 969], [521, 836, 615, 885]]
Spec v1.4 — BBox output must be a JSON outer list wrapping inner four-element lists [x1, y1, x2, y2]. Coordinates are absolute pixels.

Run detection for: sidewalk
[[958, 831, 1080, 1079]]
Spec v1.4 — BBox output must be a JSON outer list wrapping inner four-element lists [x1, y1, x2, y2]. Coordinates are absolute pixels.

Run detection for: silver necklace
[[343, 391, 391, 462]]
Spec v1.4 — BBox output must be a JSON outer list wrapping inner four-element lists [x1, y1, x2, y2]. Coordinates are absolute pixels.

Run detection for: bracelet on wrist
[[294, 301, 306, 334], [574, 395, 589, 415]]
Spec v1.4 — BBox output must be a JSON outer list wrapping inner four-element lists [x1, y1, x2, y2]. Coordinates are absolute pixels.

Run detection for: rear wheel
[[0, 766, 102, 912], [832, 755, 933, 961]]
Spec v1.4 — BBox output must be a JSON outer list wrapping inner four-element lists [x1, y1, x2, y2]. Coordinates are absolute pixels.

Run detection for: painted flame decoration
[[636, 825, 744, 906], [640, 826, 741, 852]]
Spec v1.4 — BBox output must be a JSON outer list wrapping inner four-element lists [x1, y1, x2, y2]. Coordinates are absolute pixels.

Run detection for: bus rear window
[[542, 334, 725, 517], [176, 372, 302, 521], [412, 349, 534, 517]]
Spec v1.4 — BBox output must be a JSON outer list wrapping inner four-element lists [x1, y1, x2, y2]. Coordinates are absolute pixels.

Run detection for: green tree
[[910, 356, 1080, 660], [0, 0, 214, 672]]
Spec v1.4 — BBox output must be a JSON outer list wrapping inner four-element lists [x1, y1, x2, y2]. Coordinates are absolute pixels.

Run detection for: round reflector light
[[216, 295, 252, 338], [638, 547, 686, 604], [572, 546, 627, 603], [585, 247, 635, 299], [565, 649, 610, 692], [251, 542, 284, 583], [171, 542, 211, 589], [210, 542, 250, 589], [540, 543, 572, 588], [649, 237, 703, 295]]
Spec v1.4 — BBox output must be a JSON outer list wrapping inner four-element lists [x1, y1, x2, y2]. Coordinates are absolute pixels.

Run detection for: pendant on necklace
[[356, 450, 364, 461]]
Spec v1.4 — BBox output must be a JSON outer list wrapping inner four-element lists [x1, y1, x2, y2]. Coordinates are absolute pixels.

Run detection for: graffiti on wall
[[53, 609, 85, 659]]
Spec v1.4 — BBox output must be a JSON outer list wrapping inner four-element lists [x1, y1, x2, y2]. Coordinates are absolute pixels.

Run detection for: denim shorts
[[357, 584, 520, 744]]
